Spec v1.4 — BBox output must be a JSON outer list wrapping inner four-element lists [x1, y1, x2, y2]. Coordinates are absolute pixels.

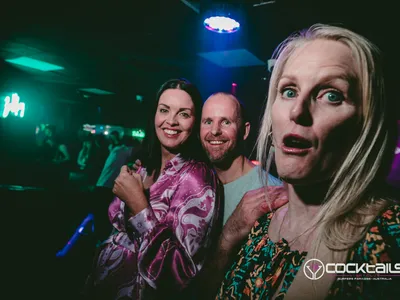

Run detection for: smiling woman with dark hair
[[84, 78, 221, 299], [133, 78, 206, 179]]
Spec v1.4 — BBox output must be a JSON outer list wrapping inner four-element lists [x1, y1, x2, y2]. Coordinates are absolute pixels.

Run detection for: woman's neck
[[268, 183, 327, 252], [160, 146, 177, 171], [285, 184, 324, 230]]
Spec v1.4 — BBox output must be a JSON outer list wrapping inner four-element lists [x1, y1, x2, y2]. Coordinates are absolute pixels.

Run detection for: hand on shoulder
[[222, 185, 288, 249]]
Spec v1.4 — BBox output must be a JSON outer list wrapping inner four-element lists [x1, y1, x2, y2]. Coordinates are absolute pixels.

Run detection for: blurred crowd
[[34, 125, 142, 191]]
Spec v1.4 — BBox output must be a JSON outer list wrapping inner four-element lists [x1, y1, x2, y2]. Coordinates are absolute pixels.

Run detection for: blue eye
[[324, 91, 344, 103], [282, 88, 297, 98]]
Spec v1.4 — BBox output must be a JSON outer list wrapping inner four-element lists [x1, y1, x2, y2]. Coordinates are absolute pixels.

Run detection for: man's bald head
[[200, 92, 250, 164], [203, 92, 247, 128]]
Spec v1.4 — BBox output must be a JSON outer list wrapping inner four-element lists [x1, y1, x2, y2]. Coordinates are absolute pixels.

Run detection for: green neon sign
[[132, 129, 145, 138], [2, 93, 25, 118]]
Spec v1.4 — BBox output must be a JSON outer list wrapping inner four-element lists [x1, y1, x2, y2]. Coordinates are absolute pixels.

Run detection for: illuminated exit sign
[[2, 93, 25, 118]]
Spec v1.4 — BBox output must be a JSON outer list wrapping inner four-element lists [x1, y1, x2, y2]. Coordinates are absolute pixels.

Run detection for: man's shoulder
[[244, 165, 281, 185], [225, 166, 263, 191], [224, 165, 281, 191]]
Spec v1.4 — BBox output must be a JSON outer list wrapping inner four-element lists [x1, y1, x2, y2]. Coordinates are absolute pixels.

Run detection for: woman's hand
[[128, 159, 155, 190], [222, 185, 288, 250], [113, 165, 149, 215], [129, 159, 142, 172]]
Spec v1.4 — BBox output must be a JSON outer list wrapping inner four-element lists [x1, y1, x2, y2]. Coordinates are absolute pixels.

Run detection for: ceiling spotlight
[[204, 16, 240, 33], [201, 1, 242, 34]]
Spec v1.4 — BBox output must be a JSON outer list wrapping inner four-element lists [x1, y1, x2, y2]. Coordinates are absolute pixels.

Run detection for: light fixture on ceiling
[[204, 16, 240, 33], [202, 1, 242, 34], [5, 56, 64, 72], [253, 0, 276, 7]]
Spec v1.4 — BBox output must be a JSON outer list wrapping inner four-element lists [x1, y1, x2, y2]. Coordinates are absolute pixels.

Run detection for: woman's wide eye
[[282, 88, 297, 99], [323, 91, 344, 103]]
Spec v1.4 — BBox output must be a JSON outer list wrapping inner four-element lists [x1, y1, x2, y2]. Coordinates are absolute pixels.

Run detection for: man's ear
[[243, 122, 251, 141]]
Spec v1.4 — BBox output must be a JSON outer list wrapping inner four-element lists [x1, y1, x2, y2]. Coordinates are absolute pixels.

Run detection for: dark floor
[[2, 186, 100, 300]]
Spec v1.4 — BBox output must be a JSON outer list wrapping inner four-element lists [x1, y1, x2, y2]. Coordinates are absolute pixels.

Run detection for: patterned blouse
[[85, 154, 221, 299], [217, 205, 400, 299]]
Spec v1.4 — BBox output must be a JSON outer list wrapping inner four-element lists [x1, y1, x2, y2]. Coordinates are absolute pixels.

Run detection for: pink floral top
[[85, 154, 221, 299]]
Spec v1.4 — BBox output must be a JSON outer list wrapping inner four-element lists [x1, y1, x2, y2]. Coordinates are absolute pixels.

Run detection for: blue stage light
[[204, 15, 240, 33]]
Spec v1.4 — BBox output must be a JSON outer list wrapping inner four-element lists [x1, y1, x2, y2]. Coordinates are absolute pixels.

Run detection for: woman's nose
[[289, 97, 312, 126], [166, 114, 178, 125]]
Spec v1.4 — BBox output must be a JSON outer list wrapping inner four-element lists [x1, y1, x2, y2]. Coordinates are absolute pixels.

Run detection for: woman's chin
[[280, 177, 310, 186], [278, 173, 327, 186], [161, 144, 181, 154]]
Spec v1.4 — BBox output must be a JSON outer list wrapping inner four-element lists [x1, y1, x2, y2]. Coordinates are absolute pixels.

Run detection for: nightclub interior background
[[0, 0, 398, 298]]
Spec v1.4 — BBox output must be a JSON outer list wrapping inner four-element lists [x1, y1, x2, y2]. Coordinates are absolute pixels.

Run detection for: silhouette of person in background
[[91, 131, 134, 241], [37, 124, 71, 187]]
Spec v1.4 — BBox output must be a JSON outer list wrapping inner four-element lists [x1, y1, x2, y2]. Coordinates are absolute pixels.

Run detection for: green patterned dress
[[217, 205, 400, 299]]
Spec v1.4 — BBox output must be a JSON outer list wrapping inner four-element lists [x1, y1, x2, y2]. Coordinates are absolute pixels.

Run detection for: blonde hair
[[257, 24, 396, 251]]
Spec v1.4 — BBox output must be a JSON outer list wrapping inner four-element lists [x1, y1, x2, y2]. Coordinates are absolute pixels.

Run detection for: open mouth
[[283, 134, 312, 149]]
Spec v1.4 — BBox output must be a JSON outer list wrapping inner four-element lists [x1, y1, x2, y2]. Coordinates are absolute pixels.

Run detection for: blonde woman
[[217, 24, 400, 299]]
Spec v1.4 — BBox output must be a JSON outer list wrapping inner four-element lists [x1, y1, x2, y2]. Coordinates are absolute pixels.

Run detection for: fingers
[[261, 187, 288, 212], [115, 170, 142, 186], [130, 159, 142, 172], [260, 195, 288, 212], [120, 165, 129, 174], [271, 196, 289, 210], [266, 186, 288, 203], [131, 172, 143, 182], [241, 185, 288, 213], [244, 186, 287, 201], [242, 187, 263, 200], [112, 182, 118, 194], [266, 185, 286, 195], [120, 164, 140, 177]]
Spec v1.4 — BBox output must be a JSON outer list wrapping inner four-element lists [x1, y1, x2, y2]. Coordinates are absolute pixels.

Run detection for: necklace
[[277, 209, 316, 246]]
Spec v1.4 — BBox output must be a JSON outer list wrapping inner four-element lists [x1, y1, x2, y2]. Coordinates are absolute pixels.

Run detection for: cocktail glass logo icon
[[303, 259, 325, 280]]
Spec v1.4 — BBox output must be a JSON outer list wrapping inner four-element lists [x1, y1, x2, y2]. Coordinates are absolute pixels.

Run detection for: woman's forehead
[[282, 40, 356, 77]]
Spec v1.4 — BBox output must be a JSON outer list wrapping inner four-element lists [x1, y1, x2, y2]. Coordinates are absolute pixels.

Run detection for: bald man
[[195, 92, 285, 298], [200, 92, 281, 224]]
